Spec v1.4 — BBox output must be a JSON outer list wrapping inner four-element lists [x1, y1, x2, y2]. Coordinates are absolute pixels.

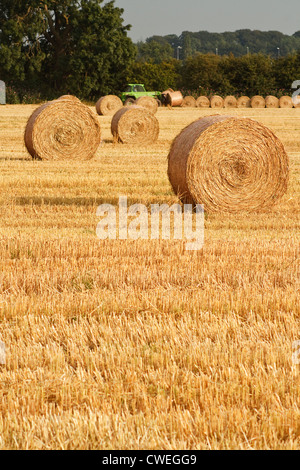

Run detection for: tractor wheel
[[124, 98, 136, 107]]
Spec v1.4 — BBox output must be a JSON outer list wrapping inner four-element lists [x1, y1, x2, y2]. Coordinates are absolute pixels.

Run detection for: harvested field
[[0, 105, 299, 450]]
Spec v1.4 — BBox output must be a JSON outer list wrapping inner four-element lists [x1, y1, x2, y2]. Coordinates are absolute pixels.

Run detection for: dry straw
[[237, 96, 251, 108], [210, 95, 224, 108], [279, 96, 293, 108], [251, 96, 265, 108], [96, 95, 123, 116], [25, 99, 101, 161], [111, 106, 159, 144], [196, 96, 210, 108], [135, 96, 158, 114], [265, 96, 279, 108], [182, 96, 197, 107], [167, 115, 289, 213], [224, 96, 237, 108]]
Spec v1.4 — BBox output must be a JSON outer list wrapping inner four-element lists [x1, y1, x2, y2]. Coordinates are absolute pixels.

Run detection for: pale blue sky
[[113, 0, 300, 42]]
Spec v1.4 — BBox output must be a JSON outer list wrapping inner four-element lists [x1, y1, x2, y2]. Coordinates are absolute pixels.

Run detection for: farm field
[[0, 104, 299, 449]]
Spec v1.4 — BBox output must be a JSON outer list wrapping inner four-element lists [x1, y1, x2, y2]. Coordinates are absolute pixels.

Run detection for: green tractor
[[120, 84, 165, 106]]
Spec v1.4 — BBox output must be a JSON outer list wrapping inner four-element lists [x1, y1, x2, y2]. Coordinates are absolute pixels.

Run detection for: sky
[[112, 0, 300, 42]]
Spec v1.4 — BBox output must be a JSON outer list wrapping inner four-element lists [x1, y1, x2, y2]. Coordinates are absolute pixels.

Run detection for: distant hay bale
[[167, 115, 289, 213], [293, 95, 300, 108], [196, 96, 210, 108], [279, 96, 293, 108], [96, 95, 123, 116], [251, 96, 265, 108], [111, 106, 159, 144], [164, 91, 183, 107], [25, 99, 101, 161], [224, 96, 237, 108], [58, 95, 81, 103], [210, 95, 224, 108], [237, 96, 251, 108], [265, 96, 279, 108], [162, 88, 174, 94], [135, 96, 158, 114], [182, 96, 197, 107]]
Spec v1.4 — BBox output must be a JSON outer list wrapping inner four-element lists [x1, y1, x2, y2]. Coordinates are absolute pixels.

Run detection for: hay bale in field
[[135, 96, 158, 114], [279, 96, 293, 108], [24, 99, 101, 161], [58, 95, 81, 103], [182, 96, 197, 107], [237, 96, 251, 108], [111, 106, 159, 144], [210, 95, 224, 108], [164, 91, 183, 107], [167, 115, 289, 213], [265, 96, 279, 108], [224, 96, 237, 108], [96, 95, 123, 116], [196, 96, 210, 108], [251, 96, 265, 108]]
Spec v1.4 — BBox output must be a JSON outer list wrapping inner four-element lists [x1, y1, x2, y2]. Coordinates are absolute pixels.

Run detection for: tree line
[[0, 1, 299, 103]]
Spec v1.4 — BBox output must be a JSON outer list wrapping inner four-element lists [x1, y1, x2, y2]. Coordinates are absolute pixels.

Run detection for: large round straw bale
[[167, 115, 289, 213], [135, 96, 158, 114], [210, 95, 224, 108], [25, 99, 101, 161], [279, 96, 293, 108], [182, 96, 197, 107], [164, 91, 183, 107], [111, 106, 159, 144], [224, 96, 237, 108], [251, 96, 265, 108], [96, 95, 123, 116], [265, 95, 279, 108], [237, 96, 251, 108], [196, 96, 210, 108]]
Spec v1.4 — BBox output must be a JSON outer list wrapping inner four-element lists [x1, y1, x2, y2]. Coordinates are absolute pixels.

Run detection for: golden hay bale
[[111, 106, 159, 144], [25, 99, 101, 161], [210, 95, 224, 108], [251, 96, 265, 108], [96, 95, 123, 116], [135, 96, 158, 114], [279, 96, 293, 108], [162, 88, 174, 94], [265, 95, 279, 108], [182, 96, 197, 107], [164, 91, 183, 107], [196, 96, 210, 108], [293, 96, 300, 108], [224, 96, 237, 108], [237, 96, 251, 108], [58, 95, 81, 103], [167, 115, 289, 213]]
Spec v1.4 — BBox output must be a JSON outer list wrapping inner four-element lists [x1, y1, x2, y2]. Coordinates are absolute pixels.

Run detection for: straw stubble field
[[0, 105, 299, 450]]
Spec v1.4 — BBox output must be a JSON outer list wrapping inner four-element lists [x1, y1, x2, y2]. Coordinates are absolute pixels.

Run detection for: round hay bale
[[96, 95, 123, 116], [162, 88, 174, 94], [237, 96, 251, 108], [182, 96, 197, 107], [111, 106, 159, 145], [279, 96, 293, 108], [167, 115, 289, 213], [196, 96, 210, 108], [164, 91, 183, 107], [210, 95, 224, 108], [135, 96, 158, 114], [224, 96, 237, 108], [58, 95, 81, 103], [251, 96, 265, 108], [265, 95, 279, 108], [25, 99, 101, 161]]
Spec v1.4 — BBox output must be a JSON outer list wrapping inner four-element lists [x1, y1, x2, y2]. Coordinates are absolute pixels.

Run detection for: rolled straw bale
[[24, 99, 101, 161], [293, 95, 300, 108], [58, 95, 81, 103], [182, 96, 197, 107], [210, 95, 224, 108], [162, 88, 174, 94], [135, 96, 158, 114], [279, 96, 293, 108], [265, 95, 279, 108], [251, 95, 265, 108], [167, 115, 289, 213], [224, 95, 237, 108], [237, 96, 251, 108], [164, 91, 183, 107], [196, 96, 210, 108], [96, 95, 123, 116], [111, 106, 159, 144]]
